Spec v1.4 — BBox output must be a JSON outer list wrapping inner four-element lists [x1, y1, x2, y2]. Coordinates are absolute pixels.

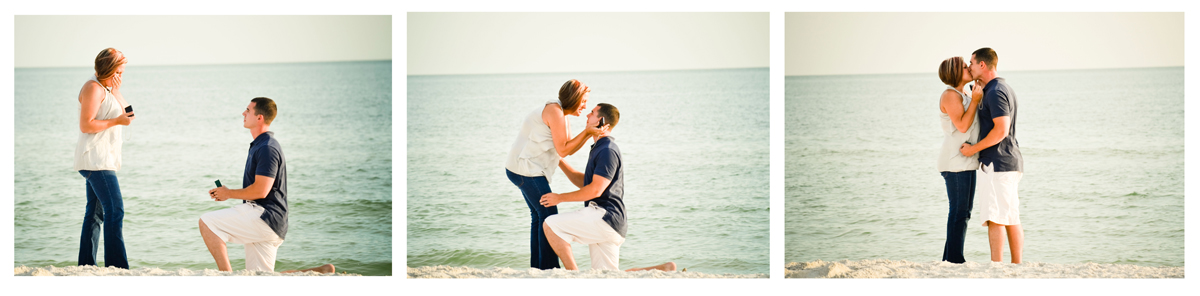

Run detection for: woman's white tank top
[[505, 100, 565, 182], [74, 75, 123, 171], [938, 86, 980, 172]]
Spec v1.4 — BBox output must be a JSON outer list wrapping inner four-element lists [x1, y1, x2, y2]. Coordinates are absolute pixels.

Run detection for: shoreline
[[14, 265, 362, 276], [407, 266, 766, 279], [785, 260, 1184, 278]]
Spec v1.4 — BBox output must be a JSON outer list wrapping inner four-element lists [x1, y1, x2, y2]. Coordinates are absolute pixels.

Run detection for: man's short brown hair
[[597, 103, 619, 131], [251, 97, 277, 125], [972, 47, 998, 70]]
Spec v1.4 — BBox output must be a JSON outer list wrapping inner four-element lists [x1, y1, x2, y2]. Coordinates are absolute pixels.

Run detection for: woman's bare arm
[[558, 159, 585, 189], [940, 89, 981, 133], [78, 81, 132, 134], [543, 104, 594, 158]]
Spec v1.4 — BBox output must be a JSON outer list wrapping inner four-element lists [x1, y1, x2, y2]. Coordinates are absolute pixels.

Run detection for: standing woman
[[75, 48, 135, 269], [936, 56, 982, 263], [505, 79, 601, 269]]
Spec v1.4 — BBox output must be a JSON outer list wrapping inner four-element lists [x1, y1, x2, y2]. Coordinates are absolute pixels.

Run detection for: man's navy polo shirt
[[245, 131, 288, 239], [583, 136, 626, 238], [977, 77, 1024, 172]]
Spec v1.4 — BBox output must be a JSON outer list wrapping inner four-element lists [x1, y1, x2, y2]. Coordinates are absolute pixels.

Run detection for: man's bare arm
[[209, 175, 274, 201], [961, 116, 1010, 157], [539, 175, 611, 207]]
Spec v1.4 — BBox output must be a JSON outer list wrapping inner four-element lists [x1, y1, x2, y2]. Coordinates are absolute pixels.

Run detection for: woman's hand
[[971, 80, 984, 101], [115, 111, 135, 126], [583, 123, 611, 137], [582, 123, 602, 136], [109, 73, 122, 93]]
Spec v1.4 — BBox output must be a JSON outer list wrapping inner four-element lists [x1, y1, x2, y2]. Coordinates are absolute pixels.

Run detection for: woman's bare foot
[[625, 262, 676, 272]]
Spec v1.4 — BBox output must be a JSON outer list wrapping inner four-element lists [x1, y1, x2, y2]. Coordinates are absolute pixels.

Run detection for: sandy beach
[[407, 266, 766, 279], [14, 265, 361, 276], [785, 260, 1183, 278]]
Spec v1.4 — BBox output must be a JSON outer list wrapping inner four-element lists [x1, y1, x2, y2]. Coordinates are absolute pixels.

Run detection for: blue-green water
[[14, 61, 392, 275], [785, 67, 1184, 267], [408, 68, 769, 275]]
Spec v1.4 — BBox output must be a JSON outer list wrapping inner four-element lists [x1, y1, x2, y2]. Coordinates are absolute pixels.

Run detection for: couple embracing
[[504, 80, 674, 272], [937, 48, 1025, 264]]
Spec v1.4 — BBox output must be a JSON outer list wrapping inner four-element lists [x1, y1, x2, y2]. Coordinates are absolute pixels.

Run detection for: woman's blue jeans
[[506, 169, 561, 269], [78, 170, 129, 269], [941, 170, 976, 264]]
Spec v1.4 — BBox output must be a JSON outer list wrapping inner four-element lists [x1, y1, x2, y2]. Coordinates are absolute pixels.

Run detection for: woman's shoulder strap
[[945, 86, 965, 96], [87, 75, 110, 92]]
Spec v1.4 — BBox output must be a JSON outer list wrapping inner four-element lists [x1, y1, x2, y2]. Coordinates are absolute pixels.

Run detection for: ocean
[[13, 61, 393, 275], [785, 67, 1184, 267], [407, 68, 769, 275]]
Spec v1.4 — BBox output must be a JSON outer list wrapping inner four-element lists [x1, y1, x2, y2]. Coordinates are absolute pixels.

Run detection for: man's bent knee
[[199, 219, 214, 236], [543, 222, 564, 244]]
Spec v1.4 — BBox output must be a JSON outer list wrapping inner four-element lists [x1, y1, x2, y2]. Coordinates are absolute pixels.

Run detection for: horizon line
[[407, 66, 769, 77], [785, 65, 1184, 78], [15, 59, 393, 69]]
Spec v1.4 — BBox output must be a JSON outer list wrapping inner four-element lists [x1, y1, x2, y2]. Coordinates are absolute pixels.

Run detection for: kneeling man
[[200, 97, 331, 273], [539, 103, 629, 271]]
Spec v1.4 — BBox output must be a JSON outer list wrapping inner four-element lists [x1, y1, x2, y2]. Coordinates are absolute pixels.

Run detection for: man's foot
[[625, 262, 676, 272], [316, 263, 336, 273], [661, 262, 676, 271], [282, 263, 336, 274]]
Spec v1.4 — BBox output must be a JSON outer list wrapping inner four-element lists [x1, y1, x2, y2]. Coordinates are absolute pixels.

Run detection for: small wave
[[408, 249, 525, 268], [14, 265, 362, 276]]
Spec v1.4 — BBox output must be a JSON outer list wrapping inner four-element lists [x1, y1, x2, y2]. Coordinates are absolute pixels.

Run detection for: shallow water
[[408, 68, 769, 275], [785, 67, 1184, 267], [14, 61, 392, 275]]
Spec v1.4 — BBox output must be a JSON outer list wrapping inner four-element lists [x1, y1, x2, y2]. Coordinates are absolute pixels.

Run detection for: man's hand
[[960, 143, 977, 157], [540, 193, 562, 208], [209, 186, 231, 201]]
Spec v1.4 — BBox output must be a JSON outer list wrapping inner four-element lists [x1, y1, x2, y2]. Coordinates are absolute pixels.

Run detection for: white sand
[[14, 265, 360, 276], [785, 260, 1183, 278], [407, 266, 766, 278]]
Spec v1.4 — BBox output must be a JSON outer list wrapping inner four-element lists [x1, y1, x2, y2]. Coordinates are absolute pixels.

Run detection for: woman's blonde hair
[[94, 48, 126, 82], [558, 79, 590, 112]]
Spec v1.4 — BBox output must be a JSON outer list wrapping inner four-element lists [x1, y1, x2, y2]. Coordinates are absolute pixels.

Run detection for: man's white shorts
[[200, 202, 284, 272], [977, 163, 1022, 226], [544, 202, 625, 271]]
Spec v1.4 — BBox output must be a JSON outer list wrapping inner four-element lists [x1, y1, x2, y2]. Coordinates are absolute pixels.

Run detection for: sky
[[407, 12, 769, 75], [15, 15, 391, 68], [786, 12, 1184, 76]]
